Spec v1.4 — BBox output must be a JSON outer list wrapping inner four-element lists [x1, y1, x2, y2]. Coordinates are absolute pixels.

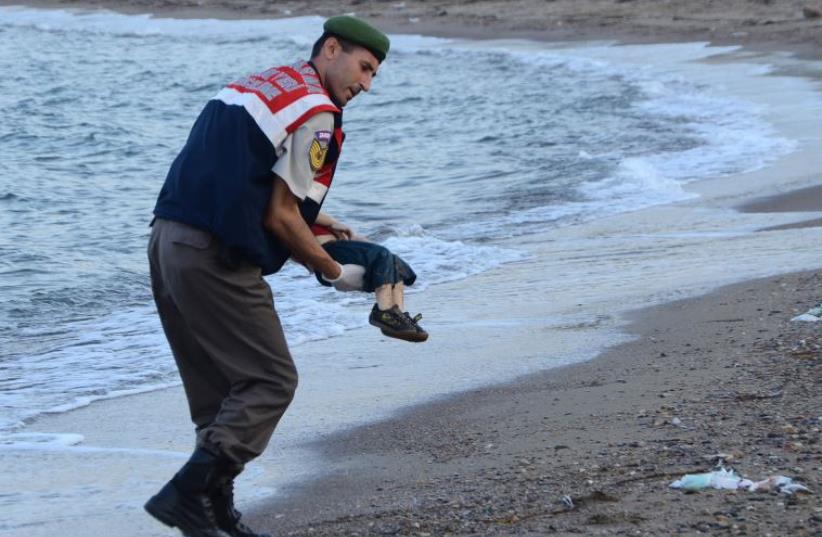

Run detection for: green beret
[[324, 15, 390, 62]]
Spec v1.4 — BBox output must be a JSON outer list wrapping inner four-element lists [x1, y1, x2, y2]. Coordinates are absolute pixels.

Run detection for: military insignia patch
[[309, 130, 332, 171]]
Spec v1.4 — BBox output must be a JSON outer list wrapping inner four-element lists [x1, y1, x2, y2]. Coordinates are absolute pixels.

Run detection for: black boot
[[144, 447, 231, 537], [211, 461, 271, 537]]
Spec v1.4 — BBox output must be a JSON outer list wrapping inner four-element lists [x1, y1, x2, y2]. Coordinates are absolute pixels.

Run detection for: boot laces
[[220, 481, 256, 534], [200, 494, 220, 526]]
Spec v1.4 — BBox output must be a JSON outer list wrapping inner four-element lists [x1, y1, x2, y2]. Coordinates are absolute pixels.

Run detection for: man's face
[[323, 39, 379, 108]]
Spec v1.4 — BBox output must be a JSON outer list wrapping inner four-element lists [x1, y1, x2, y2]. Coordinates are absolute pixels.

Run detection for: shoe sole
[[369, 315, 428, 343], [376, 326, 429, 342]]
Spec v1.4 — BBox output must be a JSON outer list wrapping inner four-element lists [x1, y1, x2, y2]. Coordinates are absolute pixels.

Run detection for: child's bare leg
[[375, 283, 405, 311], [375, 284, 394, 310], [391, 282, 405, 312]]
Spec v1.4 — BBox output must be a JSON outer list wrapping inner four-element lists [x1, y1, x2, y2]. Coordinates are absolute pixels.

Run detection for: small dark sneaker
[[404, 311, 428, 341], [369, 304, 428, 342]]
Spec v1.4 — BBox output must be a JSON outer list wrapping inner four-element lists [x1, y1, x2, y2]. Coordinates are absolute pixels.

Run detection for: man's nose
[[360, 72, 373, 92]]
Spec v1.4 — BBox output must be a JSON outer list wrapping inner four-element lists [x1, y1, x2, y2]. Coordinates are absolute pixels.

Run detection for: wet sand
[[741, 184, 822, 214], [741, 184, 822, 231]]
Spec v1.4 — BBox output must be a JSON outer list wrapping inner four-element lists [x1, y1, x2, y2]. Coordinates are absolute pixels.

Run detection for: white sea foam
[[582, 157, 693, 202], [0, 432, 84, 447], [0, 6, 450, 49], [0, 224, 525, 436], [632, 80, 796, 180], [436, 42, 797, 241], [269, 227, 528, 345], [0, 432, 184, 462], [0, 437, 188, 457], [0, 6, 321, 38], [382, 225, 530, 287]]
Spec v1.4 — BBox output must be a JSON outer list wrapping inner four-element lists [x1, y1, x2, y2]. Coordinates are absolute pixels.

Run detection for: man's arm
[[265, 177, 341, 280], [314, 211, 336, 227]]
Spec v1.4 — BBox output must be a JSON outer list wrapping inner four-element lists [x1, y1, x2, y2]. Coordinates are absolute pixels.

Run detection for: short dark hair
[[311, 32, 356, 59]]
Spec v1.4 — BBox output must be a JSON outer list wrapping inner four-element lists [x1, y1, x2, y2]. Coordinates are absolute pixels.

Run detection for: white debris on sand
[[670, 468, 812, 495], [792, 304, 822, 322]]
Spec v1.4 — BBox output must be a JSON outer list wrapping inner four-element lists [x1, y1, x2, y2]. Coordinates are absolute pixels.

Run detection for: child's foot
[[404, 311, 428, 341], [369, 305, 428, 343]]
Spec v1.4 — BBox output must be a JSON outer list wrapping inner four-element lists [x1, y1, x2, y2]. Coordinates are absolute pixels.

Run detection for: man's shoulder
[[226, 61, 332, 105], [300, 110, 335, 131], [211, 62, 339, 149]]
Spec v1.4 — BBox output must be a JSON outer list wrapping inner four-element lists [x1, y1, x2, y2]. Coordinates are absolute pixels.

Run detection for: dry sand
[[3, 0, 822, 58], [249, 269, 822, 536]]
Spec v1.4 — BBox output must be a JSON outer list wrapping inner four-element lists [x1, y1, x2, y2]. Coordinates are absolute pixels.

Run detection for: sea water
[[0, 5, 813, 535], [0, 7, 795, 439]]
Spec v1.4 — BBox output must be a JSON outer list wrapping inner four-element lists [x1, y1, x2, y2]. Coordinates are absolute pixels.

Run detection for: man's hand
[[316, 212, 355, 241], [330, 221, 353, 240], [322, 263, 365, 291]]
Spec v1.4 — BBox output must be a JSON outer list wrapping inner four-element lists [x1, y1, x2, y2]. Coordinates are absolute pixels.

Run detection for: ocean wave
[[0, 223, 525, 440], [0, 7, 321, 39]]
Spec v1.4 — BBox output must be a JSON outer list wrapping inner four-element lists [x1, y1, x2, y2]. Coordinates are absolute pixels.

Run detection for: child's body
[[312, 212, 427, 342]]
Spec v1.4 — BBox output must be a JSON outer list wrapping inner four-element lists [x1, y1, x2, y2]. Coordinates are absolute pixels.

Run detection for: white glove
[[322, 263, 365, 292]]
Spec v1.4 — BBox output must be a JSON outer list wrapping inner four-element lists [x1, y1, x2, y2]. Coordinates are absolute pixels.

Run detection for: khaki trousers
[[147, 218, 298, 464]]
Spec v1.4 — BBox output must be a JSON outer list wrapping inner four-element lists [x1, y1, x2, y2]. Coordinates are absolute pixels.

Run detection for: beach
[[4, 0, 822, 58], [1, 1, 821, 536], [251, 269, 822, 536]]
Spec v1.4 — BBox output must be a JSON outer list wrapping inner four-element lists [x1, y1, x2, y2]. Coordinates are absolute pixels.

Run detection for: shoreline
[[1, 3, 821, 536], [249, 268, 822, 535], [2, 0, 822, 59], [741, 184, 822, 231]]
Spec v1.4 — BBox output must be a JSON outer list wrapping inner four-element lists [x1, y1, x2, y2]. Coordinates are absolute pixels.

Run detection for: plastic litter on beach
[[792, 303, 822, 322], [670, 468, 748, 491], [670, 468, 811, 495]]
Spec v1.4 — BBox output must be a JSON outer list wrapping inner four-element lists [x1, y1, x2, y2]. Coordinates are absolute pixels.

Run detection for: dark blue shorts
[[315, 240, 417, 292]]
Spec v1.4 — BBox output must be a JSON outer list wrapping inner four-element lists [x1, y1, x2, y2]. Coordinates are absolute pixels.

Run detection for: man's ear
[[324, 36, 341, 60]]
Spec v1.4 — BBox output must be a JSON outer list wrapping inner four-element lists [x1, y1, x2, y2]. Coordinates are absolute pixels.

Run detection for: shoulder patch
[[309, 130, 332, 171]]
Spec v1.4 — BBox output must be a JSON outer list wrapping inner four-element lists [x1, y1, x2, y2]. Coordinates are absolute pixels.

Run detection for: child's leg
[[375, 284, 394, 311], [320, 240, 426, 341], [375, 282, 404, 311], [391, 282, 404, 312]]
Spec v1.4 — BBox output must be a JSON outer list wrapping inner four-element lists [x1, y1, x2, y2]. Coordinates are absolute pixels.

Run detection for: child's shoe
[[369, 305, 428, 343], [404, 311, 428, 342]]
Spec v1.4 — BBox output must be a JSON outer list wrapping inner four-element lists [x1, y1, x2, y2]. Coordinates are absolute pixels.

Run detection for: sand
[[3, 0, 822, 58], [250, 269, 822, 536], [741, 184, 822, 231], [2, 1, 821, 536]]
